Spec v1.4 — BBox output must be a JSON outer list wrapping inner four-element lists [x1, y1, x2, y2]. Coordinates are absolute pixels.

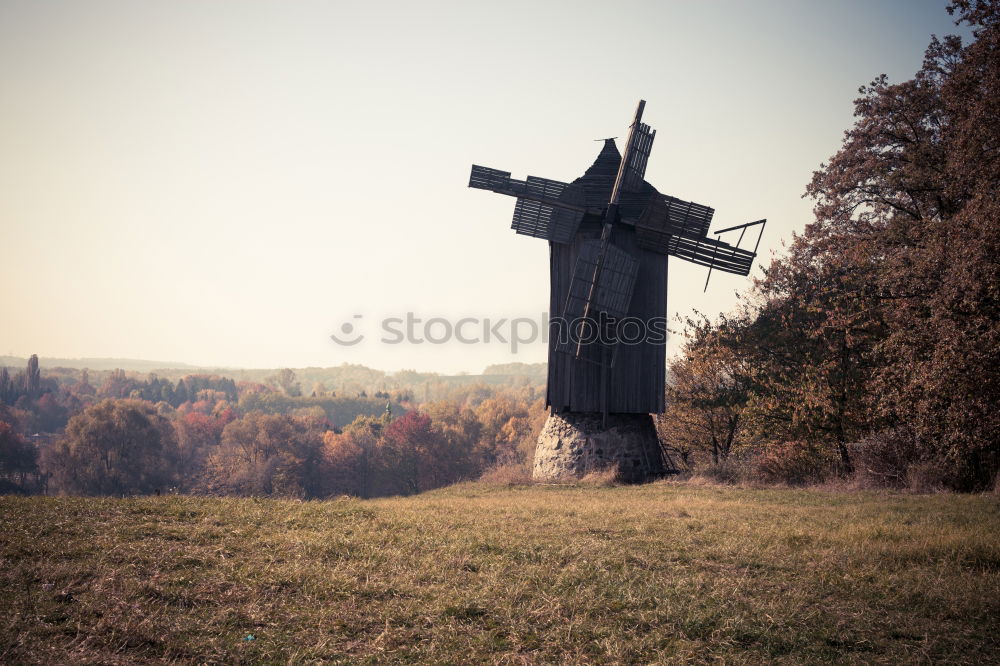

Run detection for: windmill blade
[[470, 166, 581, 205], [621, 122, 655, 192], [562, 240, 639, 322], [511, 194, 585, 243], [702, 218, 767, 290], [470, 165, 590, 243], [470, 164, 592, 207], [510, 177, 586, 242], [557, 101, 645, 360], [666, 234, 756, 275], [630, 194, 715, 249], [556, 240, 638, 365], [469, 164, 513, 191], [522, 174, 577, 200]]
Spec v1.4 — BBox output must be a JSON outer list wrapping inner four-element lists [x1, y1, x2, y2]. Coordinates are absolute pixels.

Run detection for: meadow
[[1, 482, 998, 664]]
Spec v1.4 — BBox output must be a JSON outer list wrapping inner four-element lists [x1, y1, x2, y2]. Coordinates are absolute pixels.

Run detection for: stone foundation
[[532, 411, 668, 483]]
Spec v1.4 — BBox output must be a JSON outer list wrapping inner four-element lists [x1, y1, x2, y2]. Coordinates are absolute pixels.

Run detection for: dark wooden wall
[[546, 217, 667, 414], [545, 139, 667, 414]]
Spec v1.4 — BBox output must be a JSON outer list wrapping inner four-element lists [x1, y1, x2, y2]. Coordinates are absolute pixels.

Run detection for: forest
[[0, 356, 546, 498]]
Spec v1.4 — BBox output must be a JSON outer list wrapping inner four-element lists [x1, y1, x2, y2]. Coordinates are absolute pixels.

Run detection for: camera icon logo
[[330, 314, 364, 346]]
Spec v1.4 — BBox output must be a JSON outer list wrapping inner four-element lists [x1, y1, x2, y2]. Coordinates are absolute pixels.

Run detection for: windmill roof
[[575, 139, 622, 208], [587, 139, 622, 178]]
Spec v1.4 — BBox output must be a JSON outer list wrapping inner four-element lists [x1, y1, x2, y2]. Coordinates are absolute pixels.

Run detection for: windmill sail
[[621, 122, 655, 192], [569, 101, 649, 363], [631, 194, 715, 241], [469, 165, 589, 243], [556, 239, 639, 365], [468, 164, 513, 191], [666, 234, 756, 275], [563, 240, 639, 321], [510, 178, 585, 243]]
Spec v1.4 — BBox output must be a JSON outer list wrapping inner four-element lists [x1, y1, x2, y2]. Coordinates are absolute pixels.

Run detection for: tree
[[99, 369, 136, 400], [0, 421, 38, 492], [205, 412, 323, 497], [803, 0, 1000, 488], [663, 1, 1000, 488], [24, 355, 41, 398], [47, 399, 178, 495], [271, 369, 301, 397], [35, 393, 69, 433], [321, 426, 369, 497], [173, 411, 227, 489], [74, 368, 96, 399], [381, 412, 441, 494], [174, 378, 190, 405], [472, 395, 529, 467], [0, 368, 13, 405], [326, 415, 384, 497], [659, 315, 754, 469]]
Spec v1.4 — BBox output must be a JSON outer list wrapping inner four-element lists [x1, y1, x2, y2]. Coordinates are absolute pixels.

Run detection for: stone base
[[532, 411, 668, 483]]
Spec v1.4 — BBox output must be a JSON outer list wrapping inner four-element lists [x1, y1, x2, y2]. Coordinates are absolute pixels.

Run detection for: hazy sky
[[0, 0, 968, 373]]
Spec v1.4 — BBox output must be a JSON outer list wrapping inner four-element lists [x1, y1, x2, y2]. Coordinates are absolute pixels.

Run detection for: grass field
[[1, 483, 998, 664]]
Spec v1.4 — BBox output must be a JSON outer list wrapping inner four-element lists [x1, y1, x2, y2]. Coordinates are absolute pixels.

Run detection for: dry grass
[[578, 467, 620, 487], [478, 462, 534, 487], [1, 483, 998, 664]]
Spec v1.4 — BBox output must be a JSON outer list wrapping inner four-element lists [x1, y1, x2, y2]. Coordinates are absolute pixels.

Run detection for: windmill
[[468, 100, 765, 480]]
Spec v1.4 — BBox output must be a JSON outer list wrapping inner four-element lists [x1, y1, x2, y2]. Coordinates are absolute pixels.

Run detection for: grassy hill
[[2, 483, 998, 664]]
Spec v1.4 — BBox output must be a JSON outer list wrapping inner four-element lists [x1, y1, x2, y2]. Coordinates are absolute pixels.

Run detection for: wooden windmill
[[469, 100, 765, 435]]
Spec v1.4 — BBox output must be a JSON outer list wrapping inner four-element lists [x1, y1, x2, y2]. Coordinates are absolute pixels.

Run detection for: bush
[[852, 429, 954, 492], [905, 462, 949, 494], [753, 440, 837, 486], [850, 429, 921, 489]]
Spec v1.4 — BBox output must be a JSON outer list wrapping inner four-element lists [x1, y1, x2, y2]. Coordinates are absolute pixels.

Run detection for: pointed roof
[[575, 139, 622, 208], [587, 139, 621, 178]]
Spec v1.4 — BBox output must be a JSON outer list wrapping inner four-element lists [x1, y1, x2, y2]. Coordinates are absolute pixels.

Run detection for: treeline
[[0, 357, 420, 433], [0, 358, 546, 401], [0, 356, 545, 497], [660, 1, 999, 491]]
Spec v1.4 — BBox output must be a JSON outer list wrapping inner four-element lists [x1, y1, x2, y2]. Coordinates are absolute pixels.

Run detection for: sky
[[0, 0, 970, 373]]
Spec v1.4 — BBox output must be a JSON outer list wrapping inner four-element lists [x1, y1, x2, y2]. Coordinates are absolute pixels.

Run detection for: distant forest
[[0, 355, 546, 498]]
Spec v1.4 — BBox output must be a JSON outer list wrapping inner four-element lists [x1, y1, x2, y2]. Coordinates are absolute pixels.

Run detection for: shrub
[[753, 440, 837, 486], [851, 429, 921, 489]]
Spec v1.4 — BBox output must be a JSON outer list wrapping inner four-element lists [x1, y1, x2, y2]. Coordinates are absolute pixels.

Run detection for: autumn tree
[[0, 368, 14, 405], [205, 412, 324, 497], [173, 410, 231, 489], [380, 412, 455, 494], [664, 1, 999, 489], [422, 400, 481, 472], [99, 369, 137, 400], [658, 315, 755, 469], [321, 416, 383, 497], [0, 421, 38, 493], [472, 394, 541, 468], [34, 393, 70, 433], [270, 369, 302, 397], [802, 0, 1000, 488], [47, 399, 179, 495]]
